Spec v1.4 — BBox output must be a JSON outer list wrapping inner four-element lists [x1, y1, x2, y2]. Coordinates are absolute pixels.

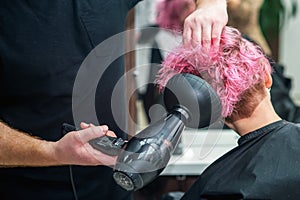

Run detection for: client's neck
[[226, 96, 282, 136]]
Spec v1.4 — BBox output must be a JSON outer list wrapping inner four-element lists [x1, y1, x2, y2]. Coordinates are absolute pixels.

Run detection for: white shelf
[[161, 128, 239, 176]]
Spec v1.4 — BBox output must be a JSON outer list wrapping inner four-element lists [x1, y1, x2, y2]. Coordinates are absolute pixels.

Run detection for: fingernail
[[81, 122, 89, 126], [101, 125, 109, 131]]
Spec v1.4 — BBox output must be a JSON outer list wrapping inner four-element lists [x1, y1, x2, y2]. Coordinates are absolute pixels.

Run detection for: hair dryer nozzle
[[163, 73, 222, 128]]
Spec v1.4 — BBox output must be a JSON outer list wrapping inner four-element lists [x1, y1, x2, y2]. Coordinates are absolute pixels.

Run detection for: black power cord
[[69, 165, 79, 200]]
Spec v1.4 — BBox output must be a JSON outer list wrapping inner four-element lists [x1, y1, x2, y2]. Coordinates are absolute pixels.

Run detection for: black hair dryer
[[113, 73, 222, 191]]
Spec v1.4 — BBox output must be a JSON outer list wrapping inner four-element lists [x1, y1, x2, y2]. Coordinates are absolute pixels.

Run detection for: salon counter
[[162, 128, 239, 176]]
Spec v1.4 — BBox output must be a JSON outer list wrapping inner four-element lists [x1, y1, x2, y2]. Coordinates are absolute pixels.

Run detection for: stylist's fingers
[[106, 130, 117, 138], [83, 122, 115, 137], [80, 122, 90, 129], [183, 14, 201, 46], [201, 24, 212, 51], [183, 0, 228, 48], [79, 122, 116, 138], [76, 125, 109, 143], [80, 122, 108, 132], [183, 21, 193, 45], [211, 21, 225, 50], [190, 25, 202, 47], [183, 10, 213, 48]]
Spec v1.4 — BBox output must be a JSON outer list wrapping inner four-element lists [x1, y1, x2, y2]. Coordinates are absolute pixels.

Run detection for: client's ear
[[265, 72, 272, 89]]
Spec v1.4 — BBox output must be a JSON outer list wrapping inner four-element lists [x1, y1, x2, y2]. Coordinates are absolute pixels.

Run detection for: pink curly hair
[[156, 0, 195, 32], [156, 26, 272, 117]]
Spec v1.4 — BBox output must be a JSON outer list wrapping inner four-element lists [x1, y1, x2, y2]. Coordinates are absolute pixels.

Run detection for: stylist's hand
[[183, 0, 228, 49], [51, 122, 116, 166]]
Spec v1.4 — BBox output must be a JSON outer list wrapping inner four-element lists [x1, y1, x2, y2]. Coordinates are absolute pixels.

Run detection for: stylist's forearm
[[0, 122, 58, 167]]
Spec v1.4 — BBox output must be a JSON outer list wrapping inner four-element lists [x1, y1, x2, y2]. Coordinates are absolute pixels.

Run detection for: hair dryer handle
[[113, 110, 185, 191]]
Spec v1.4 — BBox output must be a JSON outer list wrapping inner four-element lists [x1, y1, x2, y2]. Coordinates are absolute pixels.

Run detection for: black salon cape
[[0, 1, 141, 200], [182, 120, 300, 200]]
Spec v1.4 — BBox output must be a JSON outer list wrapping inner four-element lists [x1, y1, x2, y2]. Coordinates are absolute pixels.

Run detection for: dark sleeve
[[125, 0, 143, 9], [180, 176, 203, 200]]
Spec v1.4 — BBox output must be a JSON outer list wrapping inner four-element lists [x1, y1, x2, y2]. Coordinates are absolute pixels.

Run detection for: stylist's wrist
[[39, 140, 63, 165]]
